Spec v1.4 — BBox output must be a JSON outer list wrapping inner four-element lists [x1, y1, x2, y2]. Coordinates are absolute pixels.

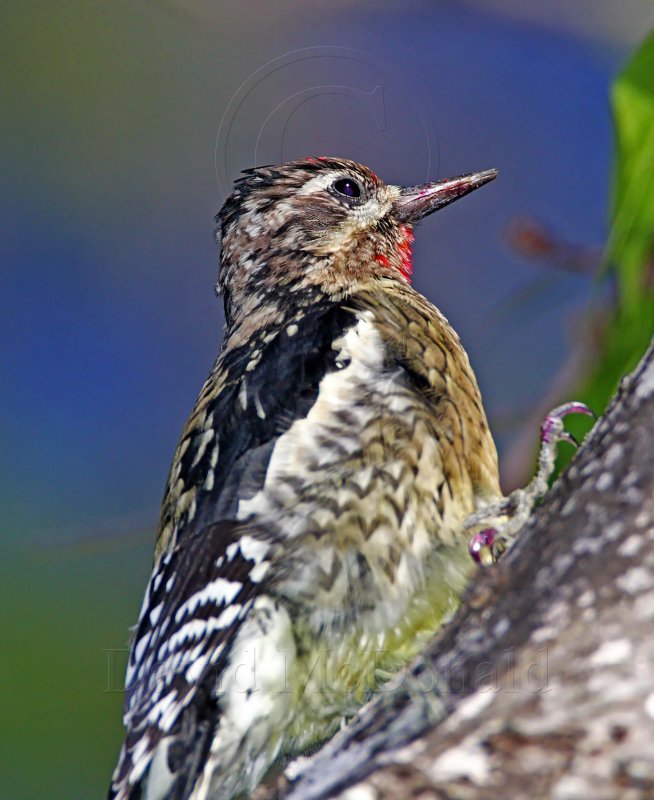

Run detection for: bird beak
[[394, 169, 498, 224]]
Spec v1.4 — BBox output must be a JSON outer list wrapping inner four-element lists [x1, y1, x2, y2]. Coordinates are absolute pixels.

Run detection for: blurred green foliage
[[564, 30, 654, 449]]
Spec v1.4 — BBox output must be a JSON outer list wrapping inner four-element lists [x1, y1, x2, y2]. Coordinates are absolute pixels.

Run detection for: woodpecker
[[108, 157, 591, 800]]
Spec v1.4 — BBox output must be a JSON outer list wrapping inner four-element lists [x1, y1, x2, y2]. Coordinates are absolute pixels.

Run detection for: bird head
[[217, 157, 496, 322]]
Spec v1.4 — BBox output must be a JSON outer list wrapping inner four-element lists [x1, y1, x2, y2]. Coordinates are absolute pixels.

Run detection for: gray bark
[[260, 335, 654, 800]]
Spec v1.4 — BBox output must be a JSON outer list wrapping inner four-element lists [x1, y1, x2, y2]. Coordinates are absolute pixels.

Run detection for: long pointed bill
[[394, 169, 498, 224]]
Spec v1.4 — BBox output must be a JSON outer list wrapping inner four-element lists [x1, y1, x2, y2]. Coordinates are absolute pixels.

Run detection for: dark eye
[[333, 178, 361, 199]]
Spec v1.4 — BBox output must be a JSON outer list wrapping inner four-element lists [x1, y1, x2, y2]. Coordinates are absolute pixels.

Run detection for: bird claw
[[540, 401, 595, 445], [557, 430, 579, 448], [468, 527, 505, 566], [466, 401, 595, 567]]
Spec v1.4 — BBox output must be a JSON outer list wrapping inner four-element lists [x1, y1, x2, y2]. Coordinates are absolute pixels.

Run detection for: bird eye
[[333, 178, 362, 199]]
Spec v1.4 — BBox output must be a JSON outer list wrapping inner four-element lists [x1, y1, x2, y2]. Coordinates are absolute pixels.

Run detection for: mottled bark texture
[[260, 335, 654, 800]]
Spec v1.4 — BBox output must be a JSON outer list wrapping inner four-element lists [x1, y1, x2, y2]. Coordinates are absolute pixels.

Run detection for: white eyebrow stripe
[[295, 171, 341, 195]]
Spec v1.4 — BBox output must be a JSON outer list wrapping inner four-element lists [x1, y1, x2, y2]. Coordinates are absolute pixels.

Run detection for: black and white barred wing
[[108, 521, 271, 799], [109, 303, 365, 798]]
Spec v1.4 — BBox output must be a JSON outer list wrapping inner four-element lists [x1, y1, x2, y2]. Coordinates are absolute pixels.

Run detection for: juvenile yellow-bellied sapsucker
[[108, 157, 592, 800]]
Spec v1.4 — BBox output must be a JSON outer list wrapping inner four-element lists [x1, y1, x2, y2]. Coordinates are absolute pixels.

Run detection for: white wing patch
[[238, 534, 269, 564], [236, 312, 390, 525], [114, 519, 278, 799], [174, 578, 243, 623]]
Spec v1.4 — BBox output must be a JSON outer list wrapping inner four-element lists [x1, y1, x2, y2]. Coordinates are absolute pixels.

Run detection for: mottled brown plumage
[[109, 157, 506, 800]]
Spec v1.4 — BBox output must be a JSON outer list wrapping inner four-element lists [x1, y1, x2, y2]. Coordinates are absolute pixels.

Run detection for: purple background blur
[[2, 2, 653, 797]]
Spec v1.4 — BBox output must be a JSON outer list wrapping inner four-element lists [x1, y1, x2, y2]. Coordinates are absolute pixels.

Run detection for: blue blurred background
[[2, 2, 653, 797]]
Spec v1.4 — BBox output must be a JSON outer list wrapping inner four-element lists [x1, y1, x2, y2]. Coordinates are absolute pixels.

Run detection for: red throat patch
[[375, 225, 414, 283], [398, 225, 414, 282]]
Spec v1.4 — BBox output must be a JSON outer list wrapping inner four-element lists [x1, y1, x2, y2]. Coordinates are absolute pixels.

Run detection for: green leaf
[[551, 31, 654, 477], [608, 29, 654, 313]]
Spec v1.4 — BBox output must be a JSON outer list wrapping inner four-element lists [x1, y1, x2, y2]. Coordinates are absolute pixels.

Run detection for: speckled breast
[[235, 310, 478, 635]]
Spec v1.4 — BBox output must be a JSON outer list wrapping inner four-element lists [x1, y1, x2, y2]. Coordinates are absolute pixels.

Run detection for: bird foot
[[466, 401, 595, 565], [468, 528, 505, 566]]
